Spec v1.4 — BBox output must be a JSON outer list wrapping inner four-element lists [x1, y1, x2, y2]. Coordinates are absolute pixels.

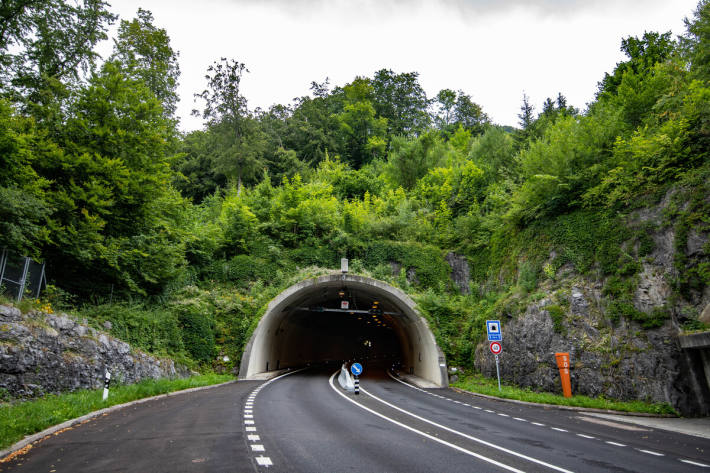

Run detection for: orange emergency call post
[[555, 352, 572, 398]]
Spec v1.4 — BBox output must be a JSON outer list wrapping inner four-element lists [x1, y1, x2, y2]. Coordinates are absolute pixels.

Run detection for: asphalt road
[[3, 368, 709, 472]]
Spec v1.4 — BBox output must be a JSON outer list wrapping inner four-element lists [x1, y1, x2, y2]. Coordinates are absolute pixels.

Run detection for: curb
[[0, 380, 241, 462], [450, 387, 677, 418]]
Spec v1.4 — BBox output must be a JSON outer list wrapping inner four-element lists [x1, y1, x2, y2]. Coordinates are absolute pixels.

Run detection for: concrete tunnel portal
[[238, 274, 449, 387]]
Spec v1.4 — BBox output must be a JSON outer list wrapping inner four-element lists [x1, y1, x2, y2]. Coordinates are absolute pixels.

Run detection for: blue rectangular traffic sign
[[486, 320, 502, 341]]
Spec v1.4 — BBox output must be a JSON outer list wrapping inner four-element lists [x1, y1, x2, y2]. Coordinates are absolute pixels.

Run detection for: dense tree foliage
[[2, 1, 709, 370]]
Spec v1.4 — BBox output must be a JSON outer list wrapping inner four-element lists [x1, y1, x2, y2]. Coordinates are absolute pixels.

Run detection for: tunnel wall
[[238, 274, 449, 387]]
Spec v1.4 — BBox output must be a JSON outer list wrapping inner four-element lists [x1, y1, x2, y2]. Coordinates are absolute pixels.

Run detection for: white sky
[[101, 0, 699, 132]]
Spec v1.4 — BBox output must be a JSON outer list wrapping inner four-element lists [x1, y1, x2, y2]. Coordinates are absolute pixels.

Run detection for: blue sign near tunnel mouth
[[351, 363, 363, 376]]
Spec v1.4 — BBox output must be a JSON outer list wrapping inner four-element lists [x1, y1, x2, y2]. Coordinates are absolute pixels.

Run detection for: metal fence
[[0, 249, 46, 302]]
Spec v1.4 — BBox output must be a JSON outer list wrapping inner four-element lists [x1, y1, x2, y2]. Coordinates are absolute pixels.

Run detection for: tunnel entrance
[[238, 274, 448, 387]]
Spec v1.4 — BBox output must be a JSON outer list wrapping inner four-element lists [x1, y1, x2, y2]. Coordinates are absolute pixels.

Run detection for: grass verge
[[0, 373, 233, 451], [452, 374, 677, 416]]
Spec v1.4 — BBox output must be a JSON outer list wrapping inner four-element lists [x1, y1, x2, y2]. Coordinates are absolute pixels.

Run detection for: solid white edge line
[[327, 372, 525, 473], [383, 371, 574, 473], [680, 459, 710, 467]]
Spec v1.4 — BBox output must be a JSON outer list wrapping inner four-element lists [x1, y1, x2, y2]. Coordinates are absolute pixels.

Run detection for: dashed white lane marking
[[245, 368, 308, 469], [328, 373, 526, 473], [388, 372, 700, 468], [638, 449, 664, 456], [352, 377, 574, 473]]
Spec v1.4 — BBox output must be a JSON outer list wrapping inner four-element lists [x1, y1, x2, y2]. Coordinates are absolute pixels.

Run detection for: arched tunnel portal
[[238, 274, 448, 387]]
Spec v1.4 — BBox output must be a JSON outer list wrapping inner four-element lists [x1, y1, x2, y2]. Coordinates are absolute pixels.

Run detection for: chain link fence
[[0, 248, 46, 302]]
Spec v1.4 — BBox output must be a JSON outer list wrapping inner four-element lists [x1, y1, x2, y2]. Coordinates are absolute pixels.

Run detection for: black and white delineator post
[[350, 362, 363, 395], [102, 370, 111, 401]]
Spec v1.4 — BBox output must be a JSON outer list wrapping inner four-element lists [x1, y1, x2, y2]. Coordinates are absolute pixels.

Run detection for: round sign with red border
[[489, 341, 502, 355]]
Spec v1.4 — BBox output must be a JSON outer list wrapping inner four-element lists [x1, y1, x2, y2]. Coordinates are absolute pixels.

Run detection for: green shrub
[[546, 304, 566, 334], [79, 304, 185, 357], [606, 300, 668, 329], [176, 307, 215, 364], [517, 261, 539, 293]]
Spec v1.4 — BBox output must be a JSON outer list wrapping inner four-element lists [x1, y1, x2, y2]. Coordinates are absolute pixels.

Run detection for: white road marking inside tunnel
[[638, 449, 664, 456], [576, 434, 595, 439], [473, 406, 482, 410], [251, 444, 265, 452], [248, 435, 261, 441], [605, 441, 626, 447], [345, 374, 574, 473], [246, 426, 257, 432], [532, 422, 546, 427], [245, 420, 255, 425], [484, 409, 495, 413], [255, 456, 273, 467], [328, 373, 526, 473], [551, 428, 567, 432], [680, 459, 710, 467], [513, 418, 527, 422], [498, 413, 510, 417], [244, 414, 254, 419]]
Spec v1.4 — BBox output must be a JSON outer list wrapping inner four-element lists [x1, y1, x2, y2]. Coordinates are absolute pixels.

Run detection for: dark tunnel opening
[[239, 274, 448, 386]]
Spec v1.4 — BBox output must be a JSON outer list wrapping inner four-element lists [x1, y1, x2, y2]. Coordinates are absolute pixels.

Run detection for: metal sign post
[[495, 355, 501, 392], [486, 321, 503, 392], [489, 342, 503, 392]]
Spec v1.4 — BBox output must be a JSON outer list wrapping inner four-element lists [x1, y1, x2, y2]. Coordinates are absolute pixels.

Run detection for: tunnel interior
[[239, 275, 448, 386]]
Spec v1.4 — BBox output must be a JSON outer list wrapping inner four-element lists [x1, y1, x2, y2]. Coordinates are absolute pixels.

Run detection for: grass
[[0, 373, 233, 451], [452, 373, 677, 416]]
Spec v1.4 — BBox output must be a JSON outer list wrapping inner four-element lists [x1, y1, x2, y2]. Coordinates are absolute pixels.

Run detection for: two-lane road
[[3, 368, 708, 472]]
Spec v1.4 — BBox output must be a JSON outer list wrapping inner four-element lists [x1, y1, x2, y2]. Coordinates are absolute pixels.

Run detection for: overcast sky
[[101, 0, 699, 132]]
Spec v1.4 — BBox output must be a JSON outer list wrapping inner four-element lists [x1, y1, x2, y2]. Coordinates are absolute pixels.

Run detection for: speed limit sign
[[489, 341, 502, 355]]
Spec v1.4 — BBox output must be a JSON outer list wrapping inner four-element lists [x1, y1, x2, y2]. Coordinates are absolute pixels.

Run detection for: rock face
[[446, 252, 470, 294], [0, 305, 190, 398], [474, 285, 708, 415], [472, 191, 710, 416]]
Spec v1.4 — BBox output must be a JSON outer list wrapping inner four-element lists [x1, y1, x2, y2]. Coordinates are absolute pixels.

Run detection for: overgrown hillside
[[1, 1, 709, 411]]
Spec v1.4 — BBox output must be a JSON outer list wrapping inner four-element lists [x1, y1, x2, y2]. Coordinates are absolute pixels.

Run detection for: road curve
[[3, 369, 708, 472]]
